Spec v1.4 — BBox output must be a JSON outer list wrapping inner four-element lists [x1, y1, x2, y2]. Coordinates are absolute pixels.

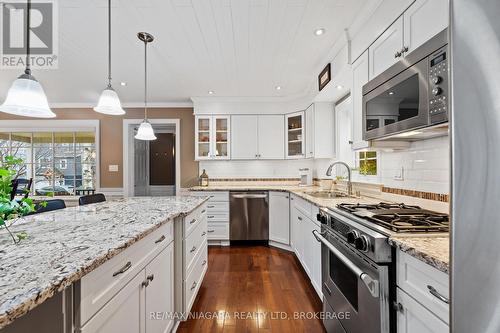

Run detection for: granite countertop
[[0, 196, 208, 329], [388, 236, 449, 274]]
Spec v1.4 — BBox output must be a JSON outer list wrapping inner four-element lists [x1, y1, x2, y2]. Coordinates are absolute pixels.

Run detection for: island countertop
[[0, 196, 208, 329]]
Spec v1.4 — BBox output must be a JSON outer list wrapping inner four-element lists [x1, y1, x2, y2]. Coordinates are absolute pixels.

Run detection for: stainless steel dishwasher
[[230, 192, 269, 241]]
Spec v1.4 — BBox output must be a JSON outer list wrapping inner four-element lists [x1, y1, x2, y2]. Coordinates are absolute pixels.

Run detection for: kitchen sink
[[305, 191, 349, 199]]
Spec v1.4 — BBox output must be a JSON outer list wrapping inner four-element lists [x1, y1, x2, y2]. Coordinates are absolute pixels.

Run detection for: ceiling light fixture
[[135, 32, 156, 141], [314, 28, 325, 36], [94, 0, 125, 115], [0, 0, 55, 118], [208, 90, 214, 95], [120, 82, 127, 86], [275, 86, 282, 91], [336, 85, 343, 90]]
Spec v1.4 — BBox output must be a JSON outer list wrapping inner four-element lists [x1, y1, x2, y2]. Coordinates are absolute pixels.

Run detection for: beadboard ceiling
[[0, 0, 372, 106]]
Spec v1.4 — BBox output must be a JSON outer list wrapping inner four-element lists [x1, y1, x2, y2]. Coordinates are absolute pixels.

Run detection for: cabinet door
[[231, 115, 258, 159], [269, 191, 290, 245], [285, 112, 305, 159], [305, 104, 315, 159], [403, 0, 448, 55], [314, 102, 335, 158], [369, 16, 404, 80], [212, 116, 230, 160], [293, 209, 305, 264], [195, 116, 212, 160], [311, 222, 322, 298], [302, 216, 316, 279], [145, 245, 174, 333], [258, 115, 285, 159], [81, 271, 146, 333], [397, 288, 449, 333], [351, 50, 370, 150]]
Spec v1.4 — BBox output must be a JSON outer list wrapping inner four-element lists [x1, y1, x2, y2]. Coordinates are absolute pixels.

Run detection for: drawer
[[397, 250, 449, 323], [184, 203, 207, 237], [207, 222, 229, 240], [79, 222, 173, 326], [191, 191, 229, 202], [206, 201, 229, 212], [207, 212, 229, 222], [184, 217, 207, 273], [185, 240, 208, 313], [291, 194, 312, 217]]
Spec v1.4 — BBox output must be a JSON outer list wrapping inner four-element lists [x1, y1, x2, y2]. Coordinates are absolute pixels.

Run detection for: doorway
[[123, 119, 181, 197]]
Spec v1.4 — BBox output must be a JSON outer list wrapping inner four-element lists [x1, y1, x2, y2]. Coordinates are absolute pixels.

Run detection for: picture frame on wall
[[318, 63, 331, 91]]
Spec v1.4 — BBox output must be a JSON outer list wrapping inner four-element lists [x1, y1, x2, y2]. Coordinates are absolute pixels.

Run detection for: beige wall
[[0, 107, 199, 188]]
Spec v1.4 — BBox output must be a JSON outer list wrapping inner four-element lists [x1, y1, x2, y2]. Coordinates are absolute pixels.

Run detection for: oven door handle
[[312, 230, 380, 298]]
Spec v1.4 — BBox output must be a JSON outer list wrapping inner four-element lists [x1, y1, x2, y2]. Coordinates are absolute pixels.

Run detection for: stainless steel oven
[[362, 29, 449, 141]]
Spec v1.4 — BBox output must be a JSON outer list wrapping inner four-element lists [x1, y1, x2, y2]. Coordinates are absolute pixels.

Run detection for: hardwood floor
[[177, 245, 326, 333]]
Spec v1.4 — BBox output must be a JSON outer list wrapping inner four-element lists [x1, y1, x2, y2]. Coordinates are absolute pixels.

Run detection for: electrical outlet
[[394, 166, 404, 181], [109, 165, 119, 172]]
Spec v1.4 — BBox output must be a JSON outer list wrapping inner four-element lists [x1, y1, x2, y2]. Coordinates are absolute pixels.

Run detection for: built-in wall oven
[[362, 29, 449, 141]]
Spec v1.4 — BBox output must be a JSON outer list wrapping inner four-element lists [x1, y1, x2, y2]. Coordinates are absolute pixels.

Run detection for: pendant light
[[135, 32, 156, 141], [0, 0, 55, 118], [94, 0, 125, 115]]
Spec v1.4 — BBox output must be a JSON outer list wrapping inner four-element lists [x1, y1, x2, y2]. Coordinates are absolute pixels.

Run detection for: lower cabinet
[[81, 244, 174, 333], [269, 191, 290, 245]]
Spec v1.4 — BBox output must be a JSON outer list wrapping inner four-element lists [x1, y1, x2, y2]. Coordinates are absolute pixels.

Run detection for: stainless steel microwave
[[362, 29, 449, 141]]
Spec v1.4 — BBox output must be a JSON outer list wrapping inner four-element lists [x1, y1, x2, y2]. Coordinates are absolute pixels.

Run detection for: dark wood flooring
[[177, 245, 326, 333]]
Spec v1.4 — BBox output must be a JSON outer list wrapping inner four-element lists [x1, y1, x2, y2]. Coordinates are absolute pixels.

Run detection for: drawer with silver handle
[[206, 212, 229, 223], [184, 203, 207, 237], [191, 191, 229, 202], [206, 222, 229, 240], [184, 217, 207, 273], [206, 201, 229, 212], [184, 240, 208, 313], [79, 222, 173, 326]]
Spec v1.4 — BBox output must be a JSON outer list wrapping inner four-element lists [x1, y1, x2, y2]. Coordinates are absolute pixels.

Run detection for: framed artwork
[[318, 63, 331, 91]]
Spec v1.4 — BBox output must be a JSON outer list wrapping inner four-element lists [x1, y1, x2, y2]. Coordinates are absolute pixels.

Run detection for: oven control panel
[[428, 46, 449, 123]]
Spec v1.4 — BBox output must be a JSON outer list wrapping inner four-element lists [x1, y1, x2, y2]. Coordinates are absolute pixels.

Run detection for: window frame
[[357, 151, 378, 176], [0, 120, 100, 196]]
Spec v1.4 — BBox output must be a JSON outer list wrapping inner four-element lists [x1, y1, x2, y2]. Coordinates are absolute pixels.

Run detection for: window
[[0, 131, 97, 196], [357, 151, 377, 176]]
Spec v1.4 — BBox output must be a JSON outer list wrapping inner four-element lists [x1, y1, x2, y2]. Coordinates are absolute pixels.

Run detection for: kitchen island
[[0, 196, 209, 332]]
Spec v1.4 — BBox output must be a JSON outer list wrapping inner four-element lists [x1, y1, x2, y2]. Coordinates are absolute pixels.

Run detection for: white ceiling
[[0, 0, 372, 106]]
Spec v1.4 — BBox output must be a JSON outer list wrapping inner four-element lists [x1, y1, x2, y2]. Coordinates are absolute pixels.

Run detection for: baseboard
[[269, 240, 293, 252], [208, 240, 230, 246]]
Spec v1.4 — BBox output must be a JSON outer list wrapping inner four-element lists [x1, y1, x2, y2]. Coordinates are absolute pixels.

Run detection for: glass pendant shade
[[0, 74, 56, 118], [94, 87, 126, 115], [135, 120, 157, 141]]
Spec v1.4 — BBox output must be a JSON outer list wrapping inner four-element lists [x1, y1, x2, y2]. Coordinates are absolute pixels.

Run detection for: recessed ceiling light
[[336, 85, 343, 90], [208, 90, 214, 95], [275, 86, 282, 91], [388, 91, 395, 95], [314, 28, 325, 36], [120, 82, 127, 86]]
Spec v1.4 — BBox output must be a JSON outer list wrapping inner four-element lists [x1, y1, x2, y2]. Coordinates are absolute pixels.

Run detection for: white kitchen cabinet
[[403, 0, 448, 56], [312, 102, 335, 159], [195, 115, 230, 160], [369, 16, 404, 80], [305, 105, 315, 158], [351, 50, 370, 150], [290, 199, 303, 262], [285, 111, 305, 159], [258, 115, 285, 159], [231, 115, 258, 159], [397, 288, 449, 333], [269, 191, 290, 245], [190, 191, 229, 244]]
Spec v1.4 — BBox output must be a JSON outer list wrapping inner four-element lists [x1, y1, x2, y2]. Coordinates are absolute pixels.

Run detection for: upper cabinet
[[231, 115, 284, 160], [403, 0, 449, 55], [368, 0, 448, 80], [285, 111, 305, 159], [305, 105, 315, 159], [195, 115, 230, 160], [305, 103, 335, 159], [352, 50, 370, 150]]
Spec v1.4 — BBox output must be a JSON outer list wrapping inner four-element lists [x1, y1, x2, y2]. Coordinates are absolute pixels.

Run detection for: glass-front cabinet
[[195, 115, 230, 160], [285, 111, 305, 159]]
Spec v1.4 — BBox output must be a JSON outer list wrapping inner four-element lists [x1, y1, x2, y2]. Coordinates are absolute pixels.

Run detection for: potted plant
[[0, 155, 37, 244]]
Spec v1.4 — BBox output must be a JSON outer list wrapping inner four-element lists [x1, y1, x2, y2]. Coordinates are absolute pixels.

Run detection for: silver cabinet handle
[[190, 281, 197, 291], [155, 235, 166, 244], [142, 280, 149, 288], [298, 216, 303, 221], [202, 260, 207, 266], [393, 302, 404, 313], [208, 229, 215, 233], [427, 285, 449, 304], [207, 205, 215, 208], [208, 215, 215, 218], [402, 45, 409, 53], [147, 274, 154, 282], [231, 194, 268, 199], [201, 209, 206, 214], [113, 261, 132, 277], [190, 246, 197, 253], [394, 51, 402, 58], [201, 231, 207, 236], [190, 218, 197, 224]]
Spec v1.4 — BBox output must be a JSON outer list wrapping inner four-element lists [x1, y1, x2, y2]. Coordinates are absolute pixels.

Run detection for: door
[[81, 271, 146, 333], [305, 104, 315, 158], [231, 115, 258, 159], [149, 133, 175, 186], [397, 288, 449, 333], [351, 51, 370, 150], [258, 115, 285, 159], [285, 112, 305, 159], [269, 191, 290, 245], [369, 16, 404, 79], [145, 245, 174, 333], [134, 136, 148, 196], [212, 116, 230, 160], [195, 116, 212, 160], [404, 0, 448, 56]]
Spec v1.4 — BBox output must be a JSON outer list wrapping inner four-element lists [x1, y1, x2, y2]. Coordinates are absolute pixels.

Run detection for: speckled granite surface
[[389, 236, 449, 274], [0, 196, 208, 329]]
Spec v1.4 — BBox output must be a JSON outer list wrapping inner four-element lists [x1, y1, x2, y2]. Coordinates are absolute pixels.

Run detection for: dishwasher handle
[[231, 193, 268, 199]]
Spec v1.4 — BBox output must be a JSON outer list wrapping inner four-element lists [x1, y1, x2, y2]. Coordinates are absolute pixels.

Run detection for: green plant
[[0, 155, 36, 244]]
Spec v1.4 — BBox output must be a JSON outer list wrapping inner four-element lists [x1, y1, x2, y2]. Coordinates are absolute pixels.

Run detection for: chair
[[34, 199, 66, 214], [10, 178, 33, 201], [79, 193, 106, 206]]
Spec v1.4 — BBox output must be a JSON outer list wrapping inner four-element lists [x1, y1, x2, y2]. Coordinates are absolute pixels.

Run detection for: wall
[[0, 108, 198, 189]]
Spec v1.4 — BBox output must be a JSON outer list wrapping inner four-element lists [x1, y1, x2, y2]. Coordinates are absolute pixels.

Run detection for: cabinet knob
[[142, 280, 149, 288], [394, 51, 402, 58], [190, 281, 197, 291], [147, 274, 154, 282], [402, 45, 409, 53], [190, 246, 197, 253]]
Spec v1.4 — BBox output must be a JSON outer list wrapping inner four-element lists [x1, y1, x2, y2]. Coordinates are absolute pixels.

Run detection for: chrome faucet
[[326, 161, 352, 196]]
